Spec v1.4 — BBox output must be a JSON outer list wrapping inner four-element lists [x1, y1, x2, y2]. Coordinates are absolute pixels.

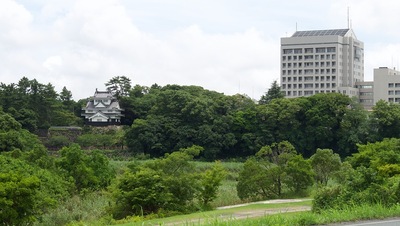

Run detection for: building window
[[282, 84, 286, 89], [293, 77, 297, 81], [299, 56, 303, 60], [332, 69, 336, 74], [288, 84, 292, 89], [282, 70, 286, 75], [321, 83, 325, 88], [293, 56, 297, 60], [332, 61, 336, 67], [327, 47, 336, 52], [388, 98, 394, 102], [332, 54, 336, 59], [282, 63, 286, 68], [388, 90, 394, 95], [321, 62, 325, 67], [332, 83, 336, 88], [294, 48, 302, 54], [396, 98, 400, 103], [315, 83, 319, 88], [305, 55, 314, 60], [299, 77, 303, 81], [305, 69, 313, 75], [305, 48, 313, 53], [388, 83, 394, 88], [293, 91, 297, 96], [299, 84, 303, 88], [396, 83, 400, 88], [396, 91, 400, 95], [305, 83, 313, 89], [282, 56, 286, 61], [293, 84, 297, 89], [305, 91, 313, 96], [299, 91, 303, 95], [288, 56, 292, 60], [321, 55, 325, 60], [287, 91, 291, 96], [315, 69, 319, 74], [282, 77, 286, 82], [283, 49, 293, 54], [305, 76, 313, 81]]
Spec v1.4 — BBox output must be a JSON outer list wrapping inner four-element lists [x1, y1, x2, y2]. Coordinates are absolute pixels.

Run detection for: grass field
[[115, 199, 312, 226]]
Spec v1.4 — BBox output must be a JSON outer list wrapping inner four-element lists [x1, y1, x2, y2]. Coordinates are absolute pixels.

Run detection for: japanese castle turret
[[82, 89, 124, 125]]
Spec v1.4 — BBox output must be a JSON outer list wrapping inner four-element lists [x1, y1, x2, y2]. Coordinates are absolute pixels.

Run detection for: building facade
[[373, 67, 400, 103], [81, 89, 124, 126], [280, 29, 364, 98]]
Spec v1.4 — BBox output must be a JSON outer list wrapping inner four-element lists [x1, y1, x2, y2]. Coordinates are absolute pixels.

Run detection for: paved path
[[162, 198, 312, 226]]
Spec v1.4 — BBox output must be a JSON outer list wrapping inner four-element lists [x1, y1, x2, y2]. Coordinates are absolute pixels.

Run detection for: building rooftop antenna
[[347, 7, 350, 29]]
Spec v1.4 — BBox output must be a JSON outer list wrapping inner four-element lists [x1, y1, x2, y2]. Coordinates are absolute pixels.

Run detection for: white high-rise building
[[280, 29, 364, 98]]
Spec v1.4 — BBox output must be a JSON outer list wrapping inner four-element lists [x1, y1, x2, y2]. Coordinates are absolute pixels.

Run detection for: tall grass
[[192, 161, 243, 207], [35, 191, 112, 226]]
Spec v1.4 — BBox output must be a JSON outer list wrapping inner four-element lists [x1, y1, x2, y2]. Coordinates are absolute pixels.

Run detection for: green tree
[[197, 162, 226, 207], [0, 155, 72, 225], [0, 172, 40, 225], [105, 76, 132, 98], [57, 144, 114, 191], [370, 100, 400, 140], [237, 141, 307, 200], [259, 80, 284, 104], [285, 155, 314, 193], [310, 148, 342, 185], [112, 145, 225, 218]]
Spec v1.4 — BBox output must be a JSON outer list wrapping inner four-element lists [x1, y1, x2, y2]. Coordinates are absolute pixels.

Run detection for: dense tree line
[[120, 82, 391, 159], [0, 77, 83, 132], [2, 76, 400, 159]]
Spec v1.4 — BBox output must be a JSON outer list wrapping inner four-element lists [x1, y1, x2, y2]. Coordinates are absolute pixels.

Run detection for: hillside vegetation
[[1, 77, 400, 225]]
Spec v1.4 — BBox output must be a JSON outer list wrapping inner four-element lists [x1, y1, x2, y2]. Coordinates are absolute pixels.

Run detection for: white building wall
[[373, 67, 400, 104], [280, 29, 364, 98]]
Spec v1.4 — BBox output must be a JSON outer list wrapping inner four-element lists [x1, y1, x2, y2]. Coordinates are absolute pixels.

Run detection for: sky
[[2, 0, 400, 100]]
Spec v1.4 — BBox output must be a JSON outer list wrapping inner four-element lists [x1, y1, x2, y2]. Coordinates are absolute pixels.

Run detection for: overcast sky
[[2, 0, 400, 100]]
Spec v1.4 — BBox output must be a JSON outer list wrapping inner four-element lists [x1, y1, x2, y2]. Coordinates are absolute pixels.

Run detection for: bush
[[46, 135, 71, 149], [312, 185, 345, 212], [57, 144, 115, 191], [0, 155, 72, 225]]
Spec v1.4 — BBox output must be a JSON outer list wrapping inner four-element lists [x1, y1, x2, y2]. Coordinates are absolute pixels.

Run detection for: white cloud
[[3, 0, 398, 101]]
